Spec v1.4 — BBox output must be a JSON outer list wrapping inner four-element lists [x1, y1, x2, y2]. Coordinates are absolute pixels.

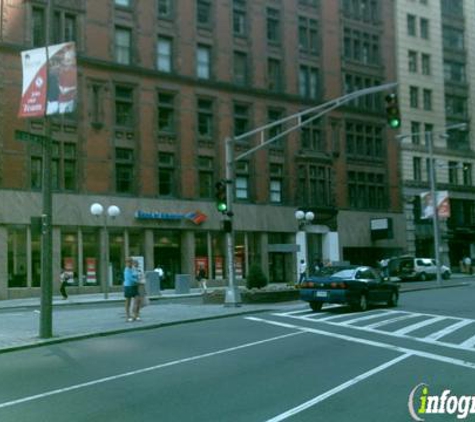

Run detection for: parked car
[[387, 256, 451, 281], [299, 265, 399, 312]]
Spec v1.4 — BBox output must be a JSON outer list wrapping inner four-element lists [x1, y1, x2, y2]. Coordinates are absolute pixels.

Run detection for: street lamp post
[[399, 123, 466, 287], [295, 211, 315, 278], [90, 203, 121, 299], [426, 131, 443, 287]]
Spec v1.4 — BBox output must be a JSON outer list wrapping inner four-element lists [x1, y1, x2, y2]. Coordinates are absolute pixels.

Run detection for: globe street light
[[90, 203, 121, 299], [295, 210, 315, 280]]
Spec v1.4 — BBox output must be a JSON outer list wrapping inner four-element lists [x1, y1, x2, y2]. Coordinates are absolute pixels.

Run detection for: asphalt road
[[1, 285, 475, 421]]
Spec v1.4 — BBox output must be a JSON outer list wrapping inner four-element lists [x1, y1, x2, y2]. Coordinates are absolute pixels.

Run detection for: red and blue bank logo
[[135, 210, 208, 225]]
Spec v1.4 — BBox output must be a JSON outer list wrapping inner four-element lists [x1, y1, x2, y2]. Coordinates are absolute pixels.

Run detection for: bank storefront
[[0, 191, 304, 299]]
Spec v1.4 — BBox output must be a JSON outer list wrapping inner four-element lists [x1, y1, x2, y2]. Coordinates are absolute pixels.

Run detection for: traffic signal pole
[[223, 82, 398, 307], [223, 137, 240, 306], [40, 0, 53, 338]]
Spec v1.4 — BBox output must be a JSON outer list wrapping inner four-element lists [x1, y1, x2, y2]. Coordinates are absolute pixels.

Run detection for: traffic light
[[215, 181, 227, 213], [385, 93, 401, 128]]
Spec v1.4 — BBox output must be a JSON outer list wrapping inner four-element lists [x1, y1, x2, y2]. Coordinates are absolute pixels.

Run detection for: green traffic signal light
[[217, 201, 227, 213], [215, 181, 228, 214], [385, 93, 401, 129], [389, 117, 401, 128]]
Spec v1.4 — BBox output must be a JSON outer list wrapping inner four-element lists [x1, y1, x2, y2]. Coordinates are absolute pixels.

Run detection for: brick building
[[0, 0, 405, 299]]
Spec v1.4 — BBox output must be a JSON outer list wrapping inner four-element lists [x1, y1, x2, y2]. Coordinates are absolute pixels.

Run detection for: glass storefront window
[[83, 230, 100, 286], [8, 226, 27, 288], [128, 231, 143, 258], [61, 231, 78, 284], [154, 230, 181, 288], [195, 232, 209, 279], [109, 231, 125, 285], [235, 232, 246, 279], [31, 227, 41, 287], [211, 232, 226, 280]]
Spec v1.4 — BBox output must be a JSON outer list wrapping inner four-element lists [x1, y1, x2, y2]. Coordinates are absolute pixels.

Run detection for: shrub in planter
[[246, 264, 268, 289]]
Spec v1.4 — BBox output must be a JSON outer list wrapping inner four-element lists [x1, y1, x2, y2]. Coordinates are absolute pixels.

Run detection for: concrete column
[[144, 229, 154, 270], [26, 226, 32, 288], [259, 232, 269, 280], [323, 232, 340, 263], [0, 226, 8, 299], [78, 228, 84, 286], [181, 230, 195, 279], [52, 227, 61, 293], [207, 232, 213, 279]]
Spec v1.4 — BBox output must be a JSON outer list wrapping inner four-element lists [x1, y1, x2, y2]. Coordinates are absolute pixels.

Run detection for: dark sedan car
[[299, 265, 399, 312]]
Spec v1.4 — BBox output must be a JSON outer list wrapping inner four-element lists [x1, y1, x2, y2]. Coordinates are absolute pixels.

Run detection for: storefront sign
[[215, 256, 224, 280], [86, 258, 97, 284], [135, 210, 207, 225]]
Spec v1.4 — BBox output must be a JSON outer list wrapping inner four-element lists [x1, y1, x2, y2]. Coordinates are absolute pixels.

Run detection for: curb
[[399, 281, 470, 293], [0, 308, 274, 355]]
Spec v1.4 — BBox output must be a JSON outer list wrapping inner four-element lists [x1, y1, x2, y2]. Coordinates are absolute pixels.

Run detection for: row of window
[[407, 50, 467, 98], [341, 0, 379, 23], [409, 121, 470, 151], [92, 85, 325, 140], [407, 14, 430, 40], [33, 1, 320, 56], [409, 86, 432, 111], [412, 157, 473, 186]]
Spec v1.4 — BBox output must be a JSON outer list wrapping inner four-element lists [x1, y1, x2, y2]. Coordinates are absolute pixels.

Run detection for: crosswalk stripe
[[458, 332, 475, 348], [392, 316, 446, 335], [422, 319, 473, 341], [364, 313, 421, 329], [335, 310, 396, 325]]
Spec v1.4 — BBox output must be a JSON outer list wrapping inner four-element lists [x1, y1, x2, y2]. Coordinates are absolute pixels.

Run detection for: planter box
[[203, 287, 299, 304]]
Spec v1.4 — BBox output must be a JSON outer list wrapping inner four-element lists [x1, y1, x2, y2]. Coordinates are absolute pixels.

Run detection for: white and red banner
[[420, 190, 450, 219], [18, 42, 77, 118]]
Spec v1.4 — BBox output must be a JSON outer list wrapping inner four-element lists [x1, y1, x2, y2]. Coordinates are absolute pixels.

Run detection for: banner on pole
[[18, 42, 77, 118], [420, 191, 450, 219]]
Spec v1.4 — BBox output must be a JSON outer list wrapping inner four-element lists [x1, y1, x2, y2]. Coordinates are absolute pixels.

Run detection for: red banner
[[18, 42, 77, 118]]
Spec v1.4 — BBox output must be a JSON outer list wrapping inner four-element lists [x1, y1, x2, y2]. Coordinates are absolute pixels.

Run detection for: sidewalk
[[0, 276, 472, 354]]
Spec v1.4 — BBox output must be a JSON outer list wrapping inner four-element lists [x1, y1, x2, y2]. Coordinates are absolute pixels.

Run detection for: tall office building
[[396, 0, 475, 266], [0, 0, 404, 299]]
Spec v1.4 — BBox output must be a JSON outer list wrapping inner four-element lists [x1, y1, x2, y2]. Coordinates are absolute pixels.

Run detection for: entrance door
[[269, 253, 287, 283], [154, 246, 181, 289]]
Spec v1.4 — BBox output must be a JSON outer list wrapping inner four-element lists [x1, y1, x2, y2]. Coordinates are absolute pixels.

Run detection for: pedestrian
[[123, 257, 139, 322], [196, 265, 207, 293], [134, 260, 147, 318], [59, 268, 70, 300], [298, 259, 307, 285], [154, 265, 164, 286]]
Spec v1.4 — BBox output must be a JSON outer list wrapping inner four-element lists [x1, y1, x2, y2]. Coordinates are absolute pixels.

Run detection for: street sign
[[15, 130, 46, 144]]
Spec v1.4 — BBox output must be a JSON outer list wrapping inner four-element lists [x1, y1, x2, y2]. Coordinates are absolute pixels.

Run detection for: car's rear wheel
[[309, 302, 323, 312], [352, 293, 368, 312], [387, 291, 398, 307], [442, 271, 451, 280]]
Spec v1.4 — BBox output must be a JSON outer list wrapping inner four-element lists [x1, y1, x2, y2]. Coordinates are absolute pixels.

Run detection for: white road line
[[393, 316, 446, 335], [337, 311, 399, 325], [264, 354, 412, 422], [459, 332, 475, 348], [246, 317, 475, 369], [364, 313, 421, 329], [0, 331, 304, 410], [423, 319, 473, 341]]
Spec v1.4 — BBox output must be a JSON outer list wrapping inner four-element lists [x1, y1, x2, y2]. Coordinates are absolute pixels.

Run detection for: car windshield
[[315, 267, 356, 279]]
